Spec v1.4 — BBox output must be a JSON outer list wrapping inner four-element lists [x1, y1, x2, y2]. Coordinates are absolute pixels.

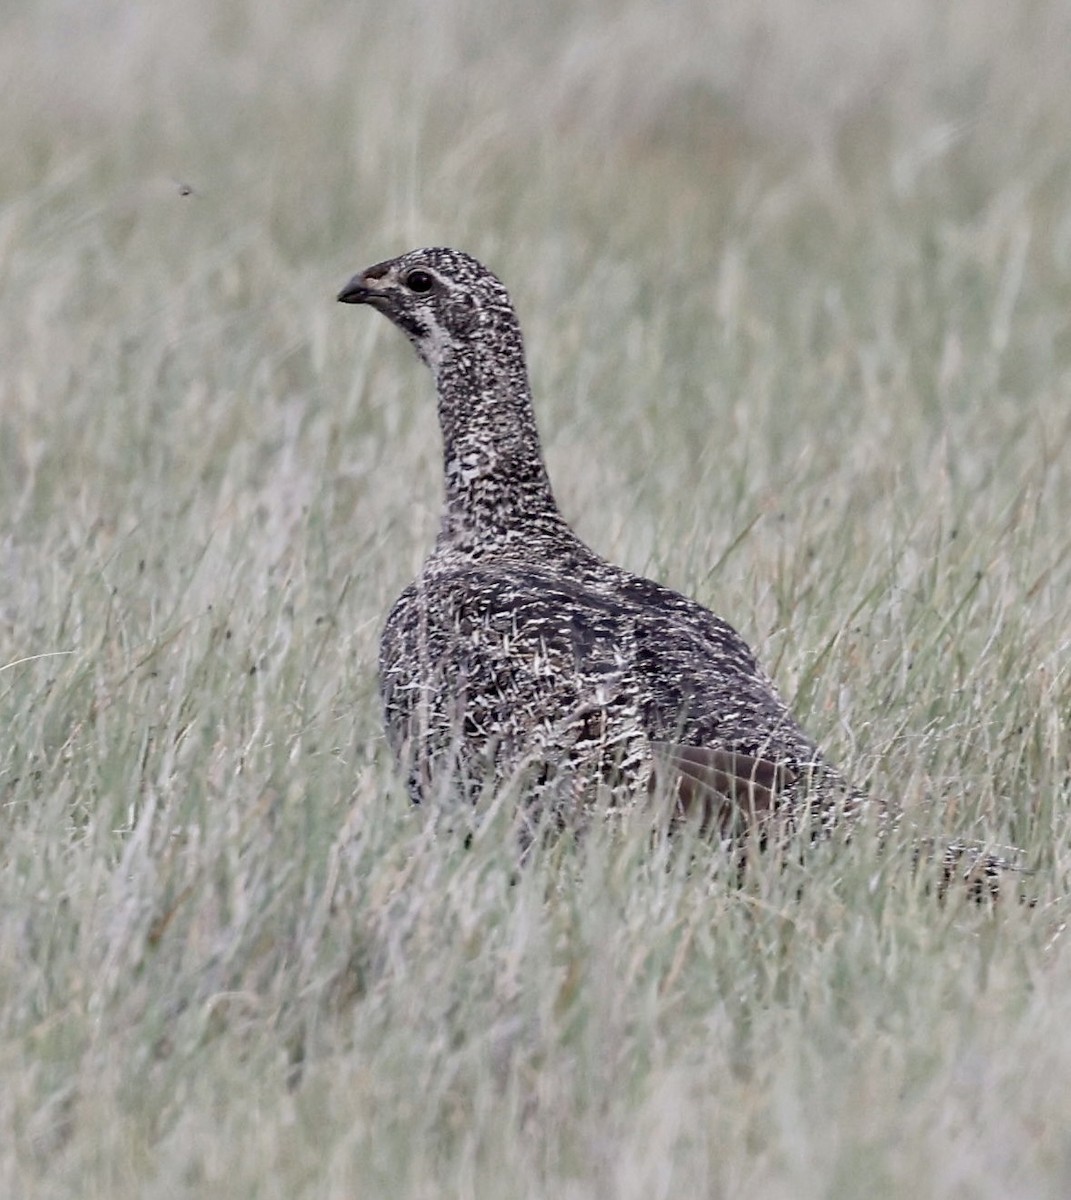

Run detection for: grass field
[[2, 2, 1070, 1196]]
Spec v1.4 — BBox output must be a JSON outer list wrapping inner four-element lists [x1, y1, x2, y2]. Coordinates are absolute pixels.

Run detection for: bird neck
[[432, 336, 572, 556]]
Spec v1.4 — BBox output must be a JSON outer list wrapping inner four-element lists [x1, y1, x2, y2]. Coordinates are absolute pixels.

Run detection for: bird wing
[[647, 740, 797, 836]]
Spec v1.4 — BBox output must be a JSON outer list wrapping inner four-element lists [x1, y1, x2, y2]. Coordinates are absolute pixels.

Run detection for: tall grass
[[1, 2, 1069, 1196]]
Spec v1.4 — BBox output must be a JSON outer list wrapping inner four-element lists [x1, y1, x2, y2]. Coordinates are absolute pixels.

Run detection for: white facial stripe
[[421, 313, 454, 375]]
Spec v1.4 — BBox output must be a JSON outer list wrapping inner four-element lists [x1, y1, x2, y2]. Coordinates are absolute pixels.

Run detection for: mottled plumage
[[337, 247, 1019, 887]]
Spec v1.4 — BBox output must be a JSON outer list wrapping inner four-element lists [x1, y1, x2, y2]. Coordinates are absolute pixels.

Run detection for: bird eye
[[404, 269, 434, 294]]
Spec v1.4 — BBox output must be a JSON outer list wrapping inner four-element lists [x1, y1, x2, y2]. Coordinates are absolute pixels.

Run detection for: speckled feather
[[338, 248, 1020, 888]]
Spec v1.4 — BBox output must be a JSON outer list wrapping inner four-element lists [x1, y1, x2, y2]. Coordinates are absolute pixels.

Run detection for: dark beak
[[337, 273, 375, 304]]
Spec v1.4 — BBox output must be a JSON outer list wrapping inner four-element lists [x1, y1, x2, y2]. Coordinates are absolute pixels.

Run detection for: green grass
[[2, 2, 1070, 1196]]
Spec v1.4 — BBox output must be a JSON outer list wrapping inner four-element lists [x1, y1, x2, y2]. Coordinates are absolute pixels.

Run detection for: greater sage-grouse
[[338, 247, 1018, 887]]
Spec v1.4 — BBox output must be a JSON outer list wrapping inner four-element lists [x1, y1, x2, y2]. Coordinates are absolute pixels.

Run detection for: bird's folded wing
[[647, 741, 797, 836]]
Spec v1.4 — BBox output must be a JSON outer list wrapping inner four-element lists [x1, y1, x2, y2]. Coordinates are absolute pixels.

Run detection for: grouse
[[337, 247, 1017, 883]]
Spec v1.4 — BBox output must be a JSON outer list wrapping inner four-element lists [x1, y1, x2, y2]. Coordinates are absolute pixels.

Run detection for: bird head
[[337, 247, 516, 374]]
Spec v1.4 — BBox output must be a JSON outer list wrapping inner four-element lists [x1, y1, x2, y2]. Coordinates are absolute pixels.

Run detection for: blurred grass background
[[1, 2, 1070, 1196]]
